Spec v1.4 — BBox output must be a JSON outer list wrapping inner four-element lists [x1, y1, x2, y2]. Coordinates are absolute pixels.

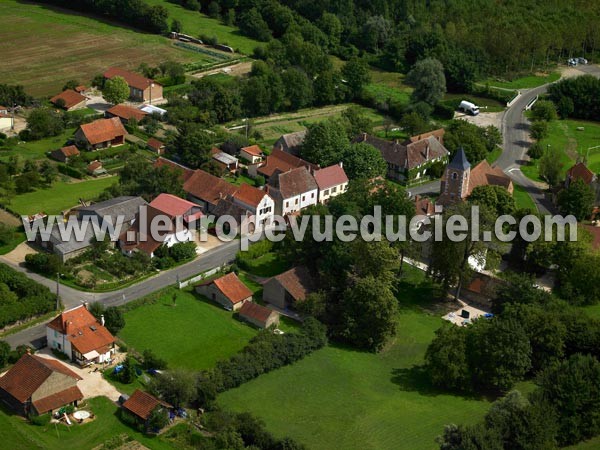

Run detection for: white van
[[459, 100, 480, 116]]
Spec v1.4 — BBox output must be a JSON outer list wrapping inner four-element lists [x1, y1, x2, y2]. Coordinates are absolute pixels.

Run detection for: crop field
[[0, 0, 212, 96], [219, 267, 491, 450]]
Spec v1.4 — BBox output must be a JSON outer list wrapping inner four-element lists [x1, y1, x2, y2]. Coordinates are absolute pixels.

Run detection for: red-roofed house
[[238, 302, 280, 329], [183, 169, 238, 212], [266, 166, 318, 215], [50, 145, 80, 163], [0, 353, 83, 416], [104, 67, 163, 103], [250, 149, 317, 181], [122, 389, 172, 428], [263, 266, 315, 310], [150, 193, 203, 227], [105, 104, 148, 124], [75, 117, 127, 151], [232, 183, 274, 226], [50, 89, 87, 111], [153, 157, 195, 182], [196, 272, 253, 311], [147, 138, 165, 155], [565, 162, 596, 187], [313, 162, 349, 203], [240, 145, 264, 164], [87, 160, 106, 176], [46, 305, 116, 366]]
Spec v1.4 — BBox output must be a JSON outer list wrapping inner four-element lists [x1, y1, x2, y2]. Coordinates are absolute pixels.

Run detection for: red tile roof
[[50, 89, 86, 109], [123, 390, 172, 421], [106, 104, 147, 122], [566, 162, 595, 186], [409, 128, 445, 144], [414, 195, 435, 216], [241, 145, 263, 157], [153, 157, 195, 182], [239, 302, 277, 324], [75, 85, 87, 93], [234, 183, 268, 208], [87, 160, 103, 172], [47, 306, 115, 355], [59, 145, 80, 157], [33, 385, 84, 414], [183, 170, 237, 206], [79, 117, 127, 145], [467, 160, 513, 196], [313, 163, 348, 190], [258, 149, 316, 178], [147, 138, 165, 152], [118, 205, 175, 255], [104, 67, 161, 91], [272, 266, 314, 302], [272, 167, 318, 198], [0, 354, 81, 403], [150, 193, 200, 218], [209, 272, 253, 304]]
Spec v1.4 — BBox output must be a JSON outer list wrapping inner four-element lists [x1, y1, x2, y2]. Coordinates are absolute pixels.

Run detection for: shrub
[[57, 164, 84, 179], [142, 349, 168, 370], [29, 413, 51, 426]]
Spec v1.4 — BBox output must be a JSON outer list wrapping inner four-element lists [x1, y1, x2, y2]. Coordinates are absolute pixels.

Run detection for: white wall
[[282, 189, 317, 215], [46, 327, 72, 357], [319, 182, 348, 203]]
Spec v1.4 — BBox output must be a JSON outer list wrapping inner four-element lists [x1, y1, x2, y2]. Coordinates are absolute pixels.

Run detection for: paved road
[[2, 239, 240, 348]]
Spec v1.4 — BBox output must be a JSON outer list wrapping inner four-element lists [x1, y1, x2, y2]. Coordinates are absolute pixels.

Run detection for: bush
[[29, 413, 51, 426], [433, 102, 456, 120], [51, 348, 70, 360], [528, 142, 544, 159], [142, 349, 168, 370], [24, 253, 65, 276], [235, 240, 273, 270], [57, 164, 84, 179]]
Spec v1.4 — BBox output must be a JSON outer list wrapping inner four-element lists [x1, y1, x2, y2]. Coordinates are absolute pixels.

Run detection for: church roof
[[448, 148, 470, 171]]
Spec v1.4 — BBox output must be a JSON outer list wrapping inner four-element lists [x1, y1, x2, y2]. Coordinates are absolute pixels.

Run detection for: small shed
[[122, 389, 172, 428], [263, 266, 314, 310], [196, 272, 252, 311], [238, 302, 280, 329]]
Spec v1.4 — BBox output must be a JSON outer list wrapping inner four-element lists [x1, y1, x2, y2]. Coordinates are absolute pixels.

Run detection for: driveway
[[35, 348, 123, 401]]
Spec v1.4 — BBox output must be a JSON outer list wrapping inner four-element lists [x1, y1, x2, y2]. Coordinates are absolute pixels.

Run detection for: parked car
[[568, 58, 578, 66], [578, 57, 588, 64]]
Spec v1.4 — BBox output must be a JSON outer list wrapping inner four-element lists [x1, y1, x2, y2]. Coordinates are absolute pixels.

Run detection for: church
[[437, 148, 514, 206]]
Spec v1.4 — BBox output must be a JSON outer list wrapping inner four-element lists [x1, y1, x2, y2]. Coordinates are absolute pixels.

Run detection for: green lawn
[[0, 396, 175, 450], [144, 0, 261, 55], [0, 0, 211, 96], [119, 288, 256, 371], [218, 267, 490, 450], [513, 184, 538, 212], [569, 437, 600, 449], [0, 227, 26, 255], [521, 119, 600, 182], [7, 177, 116, 215], [486, 146, 502, 164], [0, 128, 76, 162], [483, 72, 560, 90], [240, 252, 290, 277], [582, 304, 600, 320]]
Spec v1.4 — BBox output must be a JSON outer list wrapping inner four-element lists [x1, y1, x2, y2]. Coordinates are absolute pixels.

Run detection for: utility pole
[[10, 103, 16, 131]]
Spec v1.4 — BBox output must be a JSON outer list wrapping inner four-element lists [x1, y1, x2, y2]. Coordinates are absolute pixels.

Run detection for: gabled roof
[[448, 147, 470, 171], [239, 302, 277, 324], [183, 170, 237, 206], [313, 163, 348, 190], [123, 390, 172, 421], [150, 193, 200, 218], [104, 67, 161, 91], [409, 128, 445, 143], [77, 196, 147, 224], [233, 183, 269, 208], [78, 117, 127, 145], [87, 160, 103, 172], [241, 145, 263, 156], [278, 130, 307, 149], [106, 104, 147, 122], [119, 205, 176, 255], [201, 272, 252, 305], [415, 195, 435, 216], [270, 266, 314, 302], [467, 160, 513, 195], [50, 89, 86, 109], [0, 354, 81, 403], [33, 385, 84, 414], [47, 305, 115, 355], [212, 197, 250, 220], [153, 157, 195, 182], [258, 149, 316, 178], [51, 145, 80, 160], [270, 167, 318, 198], [147, 138, 165, 151], [566, 162, 595, 185]]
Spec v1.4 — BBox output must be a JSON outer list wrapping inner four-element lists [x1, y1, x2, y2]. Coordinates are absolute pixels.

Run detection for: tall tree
[[558, 178, 595, 220], [406, 58, 446, 106], [103, 76, 130, 104]]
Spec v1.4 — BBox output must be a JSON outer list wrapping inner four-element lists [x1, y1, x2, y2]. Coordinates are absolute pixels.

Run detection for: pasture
[[0, 0, 209, 96], [7, 176, 116, 215], [483, 71, 561, 90], [119, 288, 256, 371], [218, 267, 491, 450]]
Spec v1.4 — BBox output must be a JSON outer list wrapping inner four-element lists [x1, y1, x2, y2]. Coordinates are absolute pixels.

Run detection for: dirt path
[[191, 61, 252, 79], [0, 208, 20, 227], [1, 241, 38, 264], [455, 111, 503, 130]]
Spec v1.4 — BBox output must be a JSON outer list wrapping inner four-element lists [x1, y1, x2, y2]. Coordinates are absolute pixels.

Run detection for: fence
[[178, 266, 224, 289]]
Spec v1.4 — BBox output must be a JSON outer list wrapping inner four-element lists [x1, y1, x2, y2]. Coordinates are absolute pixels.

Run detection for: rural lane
[[2, 239, 240, 348]]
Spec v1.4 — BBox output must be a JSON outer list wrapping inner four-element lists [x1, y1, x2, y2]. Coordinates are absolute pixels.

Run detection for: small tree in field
[[103, 76, 130, 104]]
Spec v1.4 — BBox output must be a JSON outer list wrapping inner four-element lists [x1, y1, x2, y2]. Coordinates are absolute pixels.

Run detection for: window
[[332, 187, 337, 193], [324, 189, 329, 196], [286, 201, 289, 208], [295, 198, 299, 204], [302, 196, 305, 201], [311, 193, 315, 198], [451, 172, 458, 180]]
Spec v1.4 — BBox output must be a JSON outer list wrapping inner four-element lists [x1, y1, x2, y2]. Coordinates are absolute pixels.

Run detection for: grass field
[[521, 119, 600, 182], [0, 396, 175, 450], [483, 72, 561, 90], [0, 0, 211, 96], [119, 288, 256, 371], [486, 146, 502, 164], [0, 128, 76, 162], [513, 184, 538, 212], [6, 177, 116, 215], [145, 0, 261, 55], [218, 267, 490, 450]]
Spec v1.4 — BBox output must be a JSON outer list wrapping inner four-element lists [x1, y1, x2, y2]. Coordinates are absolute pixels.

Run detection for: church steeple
[[438, 147, 471, 205], [448, 147, 470, 171]]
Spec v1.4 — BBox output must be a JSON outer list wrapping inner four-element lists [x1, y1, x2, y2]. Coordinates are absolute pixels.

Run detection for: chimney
[[26, 347, 31, 355], [339, 161, 343, 168], [100, 314, 105, 326], [362, 132, 367, 141]]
